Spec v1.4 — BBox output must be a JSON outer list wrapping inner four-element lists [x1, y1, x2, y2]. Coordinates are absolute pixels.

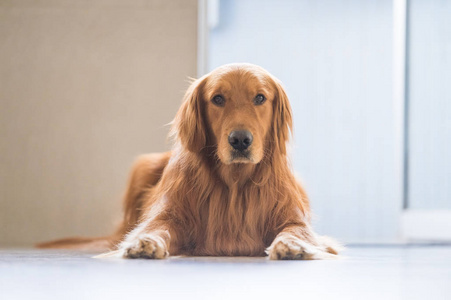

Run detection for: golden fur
[[38, 63, 341, 260]]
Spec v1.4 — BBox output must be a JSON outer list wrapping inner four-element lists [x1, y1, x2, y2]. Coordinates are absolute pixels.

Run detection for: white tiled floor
[[1, 246, 450, 300]]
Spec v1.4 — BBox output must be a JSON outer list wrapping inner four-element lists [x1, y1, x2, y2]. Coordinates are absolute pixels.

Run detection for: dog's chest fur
[[182, 180, 275, 256]]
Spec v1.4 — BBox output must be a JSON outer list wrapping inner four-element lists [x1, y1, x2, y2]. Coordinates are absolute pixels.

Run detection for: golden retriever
[[38, 63, 341, 260]]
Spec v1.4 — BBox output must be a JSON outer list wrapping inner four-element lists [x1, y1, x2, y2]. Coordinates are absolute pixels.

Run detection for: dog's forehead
[[204, 68, 274, 100]]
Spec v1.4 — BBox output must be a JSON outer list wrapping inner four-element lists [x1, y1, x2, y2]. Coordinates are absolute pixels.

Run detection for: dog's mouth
[[229, 150, 253, 164]]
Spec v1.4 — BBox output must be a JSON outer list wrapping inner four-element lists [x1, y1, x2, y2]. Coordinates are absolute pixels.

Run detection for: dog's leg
[[120, 152, 171, 234], [95, 226, 172, 259], [266, 225, 341, 260], [116, 209, 182, 259], [95, 212, 179, 259]]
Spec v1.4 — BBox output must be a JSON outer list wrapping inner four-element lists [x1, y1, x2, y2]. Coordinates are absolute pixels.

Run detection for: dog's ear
[[272, 78, 293, 155], [173, 77, 206, 152]]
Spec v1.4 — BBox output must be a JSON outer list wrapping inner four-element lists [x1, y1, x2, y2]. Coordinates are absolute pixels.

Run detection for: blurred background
[[0, 0, 449, 246]]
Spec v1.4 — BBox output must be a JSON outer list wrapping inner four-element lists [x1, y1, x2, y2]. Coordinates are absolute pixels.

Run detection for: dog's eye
[[211, 95, 225, 107], [254, 94, 266, 105]]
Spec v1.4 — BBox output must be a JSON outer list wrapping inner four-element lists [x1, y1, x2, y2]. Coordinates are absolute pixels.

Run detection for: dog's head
[[174, 63, 292, 164]]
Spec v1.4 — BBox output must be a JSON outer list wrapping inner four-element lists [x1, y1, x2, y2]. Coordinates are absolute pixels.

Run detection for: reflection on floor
[[1, 246, 450, 300]]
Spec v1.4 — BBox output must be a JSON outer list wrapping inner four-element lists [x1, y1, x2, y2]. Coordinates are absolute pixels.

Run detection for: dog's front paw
[[122, 235, 168, 259], [267, 238, 331, 260]]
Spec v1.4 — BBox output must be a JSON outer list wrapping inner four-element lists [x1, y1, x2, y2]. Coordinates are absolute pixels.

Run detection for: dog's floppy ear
[[272, 78, 293, 155], [173, 77, 207, 152]]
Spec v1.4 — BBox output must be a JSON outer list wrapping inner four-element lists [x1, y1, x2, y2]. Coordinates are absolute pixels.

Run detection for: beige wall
[[0, 0, 198, 246]]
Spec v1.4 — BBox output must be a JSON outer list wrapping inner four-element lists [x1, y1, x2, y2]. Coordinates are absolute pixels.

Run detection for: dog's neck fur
[[217, 163, 257, 187]]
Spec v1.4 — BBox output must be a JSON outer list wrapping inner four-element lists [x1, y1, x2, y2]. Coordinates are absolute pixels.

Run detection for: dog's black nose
[[228, 130, 253, 151]]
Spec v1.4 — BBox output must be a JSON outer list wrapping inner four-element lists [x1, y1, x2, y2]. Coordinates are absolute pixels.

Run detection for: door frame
[[395, 0, 451, 242]]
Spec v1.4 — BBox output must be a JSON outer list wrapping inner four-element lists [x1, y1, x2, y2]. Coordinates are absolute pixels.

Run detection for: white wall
[[209, 0, 401, 243]]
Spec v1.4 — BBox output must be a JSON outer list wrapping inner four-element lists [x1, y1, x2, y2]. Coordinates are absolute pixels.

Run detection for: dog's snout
[[228, 130, 253, 151]]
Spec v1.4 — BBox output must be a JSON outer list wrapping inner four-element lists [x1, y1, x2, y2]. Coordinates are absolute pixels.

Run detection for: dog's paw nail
[[268, 239, 322, 260], [123, 236, 168, 259]]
